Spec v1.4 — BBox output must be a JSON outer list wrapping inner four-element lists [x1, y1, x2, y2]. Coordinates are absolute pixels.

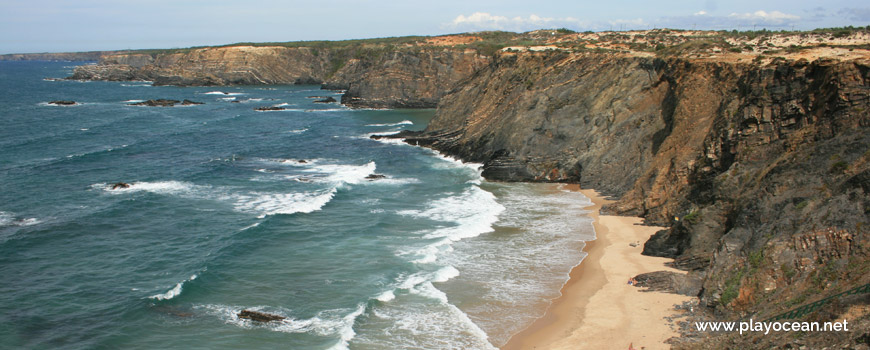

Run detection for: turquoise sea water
[[0, 61, 595, 349]]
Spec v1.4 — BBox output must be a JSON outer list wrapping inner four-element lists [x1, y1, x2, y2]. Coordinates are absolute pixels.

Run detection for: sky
[[1, 0, 868, 54]]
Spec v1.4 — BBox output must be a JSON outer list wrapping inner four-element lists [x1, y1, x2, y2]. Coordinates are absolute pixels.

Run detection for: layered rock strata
[[69, 46, 489, 108], [412, 50, 870, 333]]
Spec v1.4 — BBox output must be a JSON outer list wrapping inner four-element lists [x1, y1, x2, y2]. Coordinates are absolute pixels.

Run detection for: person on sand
[[628, 342, 637, 350]]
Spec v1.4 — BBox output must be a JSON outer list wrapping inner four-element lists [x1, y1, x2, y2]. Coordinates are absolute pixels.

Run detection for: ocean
[[0, 61, 595, 349]]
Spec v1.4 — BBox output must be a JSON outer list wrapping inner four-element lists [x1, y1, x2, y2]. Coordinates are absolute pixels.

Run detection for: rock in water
[[238, 310, 285, 322], [255, 106, 286, 111], [48, 100, 76, 105], [181, 99, 204, 105], [129, 99, 181, 107], [365, 174, 386, 180], [313, 97, 337, 103], [111, 182, 131, 190]]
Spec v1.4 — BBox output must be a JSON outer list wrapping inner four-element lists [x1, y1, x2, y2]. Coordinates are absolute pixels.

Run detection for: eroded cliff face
[[69, 46, 490, 108], [325, 49, 489, 108], [71, 46, 331, 85], [413, 50, 870, 327]]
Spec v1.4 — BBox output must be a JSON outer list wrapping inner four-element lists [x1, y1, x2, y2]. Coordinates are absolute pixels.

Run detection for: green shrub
[[830, 160, 848, 174]]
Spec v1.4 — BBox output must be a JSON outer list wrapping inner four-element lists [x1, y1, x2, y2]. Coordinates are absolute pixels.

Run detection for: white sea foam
[[395, 266, 461, 298], [40, 101, 81, 107], [430, 183, 596, 346], [234, 188, 336, 218], [357, 287, 496, 349], [220, 97, 237, 101], [366, 120, 413, 127], [66, 144, 128, 159], [401, 186, 504, 241], [431, 265, 460, 283], [149, 274, 198, 301], [14, 218, 42, 226], [370, 136, 412, 147], [303, 161, 376, 186], [428, 150, 484, 177], [305, 108, 347, 112], [197, 303, 366, 349], [204, 91, 243, 95], [375, 290, 396, 302], [0, 212, 11, 226], [260, 158, 319, 166], [410, 281, 449, 303], [93, 181, 199, 195], [287, 128, 308, 134], [362, 130, 403, 139], [122, 99, 145, 103], [326, 303, 366, 350], [93, 180, 335, 218], [240, 222, 261, 231], [0, 212, 41, 227]]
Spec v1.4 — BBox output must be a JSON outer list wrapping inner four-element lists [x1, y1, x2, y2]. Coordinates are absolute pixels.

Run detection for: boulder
[[255, 106, 286, 111], [238, 310, 285, 322], [130, 99, 181, 107], [181, 99, 204, 105], [365, 174, 387, 180], [313, 97, 337, 103], [111, 182, 131, 190], [48, 100, 76, 105]]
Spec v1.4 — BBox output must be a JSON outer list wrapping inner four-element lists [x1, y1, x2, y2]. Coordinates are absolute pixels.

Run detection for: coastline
[[502, 186, 691, 350]]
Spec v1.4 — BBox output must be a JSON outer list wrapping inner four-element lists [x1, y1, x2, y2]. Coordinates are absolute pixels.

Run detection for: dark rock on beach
[[238, 310, 285, 322]]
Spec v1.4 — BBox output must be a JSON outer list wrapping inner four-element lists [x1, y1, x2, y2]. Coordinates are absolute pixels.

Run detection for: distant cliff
[[0, 51, 123, 61], [69, 45, 490, 108]]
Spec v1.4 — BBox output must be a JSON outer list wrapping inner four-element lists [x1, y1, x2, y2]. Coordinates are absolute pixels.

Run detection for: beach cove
[[503, 187, 692, 350]]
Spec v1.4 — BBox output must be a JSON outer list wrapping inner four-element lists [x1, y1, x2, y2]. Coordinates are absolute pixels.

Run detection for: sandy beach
[[502, 187, 692, 350]]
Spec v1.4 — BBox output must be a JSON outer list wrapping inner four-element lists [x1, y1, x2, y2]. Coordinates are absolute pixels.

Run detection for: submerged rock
[[313, 96, 337, 103], [129, 99, 180, 107], [48, 100, 77, 105], [181, 99, 204, 105], [111, 182, 131, 190], [255, 106, 286, 111], [365, 174, 386, 180], [238, 310, 285, 322]]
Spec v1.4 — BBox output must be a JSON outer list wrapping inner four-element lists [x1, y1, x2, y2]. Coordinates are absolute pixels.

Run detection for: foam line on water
[[92, 180, 338, 218], [196, 302, 366, 348], [0, 211, 41, 228], [149, 273, 198, 301], [365, 120, 413, 127]]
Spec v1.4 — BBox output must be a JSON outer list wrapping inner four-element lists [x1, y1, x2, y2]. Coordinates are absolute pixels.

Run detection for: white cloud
[[657, 9, 801, 30], [446, 12, 587, 32], [727, 10, 800, 24]]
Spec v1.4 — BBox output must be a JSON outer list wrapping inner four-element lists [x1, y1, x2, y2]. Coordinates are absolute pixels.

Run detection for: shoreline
[[501, 187, 691, 350]]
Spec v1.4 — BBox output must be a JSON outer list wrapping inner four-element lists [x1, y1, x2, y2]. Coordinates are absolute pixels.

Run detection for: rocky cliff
[[69, 45, 490, 108], [60, 29, 870, 346], [405, 49, 870, 347], [0, 51, 120, 61]]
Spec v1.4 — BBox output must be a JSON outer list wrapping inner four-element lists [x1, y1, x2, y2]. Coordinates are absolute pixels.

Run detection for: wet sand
[[502, 187, 691, 350]]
